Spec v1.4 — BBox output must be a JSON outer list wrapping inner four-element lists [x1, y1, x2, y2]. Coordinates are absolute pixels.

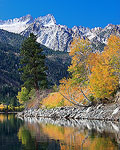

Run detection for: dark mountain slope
[[0, 29, 71, 104]]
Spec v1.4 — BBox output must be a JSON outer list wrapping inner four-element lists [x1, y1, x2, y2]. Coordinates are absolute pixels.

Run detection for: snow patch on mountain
[[0, 15, 33, 34]]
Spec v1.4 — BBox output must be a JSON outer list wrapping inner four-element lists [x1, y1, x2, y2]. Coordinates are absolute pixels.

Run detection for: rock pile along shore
[[17, 103, 120, 122]]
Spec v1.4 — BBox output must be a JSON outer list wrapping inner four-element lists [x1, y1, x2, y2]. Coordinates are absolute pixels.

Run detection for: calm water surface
[[0, 114, 120, 150]]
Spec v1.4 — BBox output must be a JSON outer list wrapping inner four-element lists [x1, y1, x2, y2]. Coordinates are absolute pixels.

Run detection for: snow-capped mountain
[[35, 14, 56, 27], [0, 14, 33, 34], [0, 14, 120, 51]]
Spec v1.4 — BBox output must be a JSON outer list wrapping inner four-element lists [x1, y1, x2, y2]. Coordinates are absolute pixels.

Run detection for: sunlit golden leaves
[[42, 35, 120, 107], [88, 35, 120, 99], [59, 78, 90, 105], [68, 37, 92, 85]]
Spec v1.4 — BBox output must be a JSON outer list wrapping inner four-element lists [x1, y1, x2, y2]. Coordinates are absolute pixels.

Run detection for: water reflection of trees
[[0, 114, 23, 150], [18, 126, 36, 150], [18, 124, 61, 150], [18, 120, 119, 150], [1, 114, 118, 150]]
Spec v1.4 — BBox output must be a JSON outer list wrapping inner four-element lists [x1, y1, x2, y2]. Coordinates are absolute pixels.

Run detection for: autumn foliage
[[88, 35, 120, 99], [42, 35, 120, 107], [68, 37, 91, 85], [42, 38, 92, 107], [42, 92, 69, 108], [58, 38, 92, 105], [59, 78, 90, 105]]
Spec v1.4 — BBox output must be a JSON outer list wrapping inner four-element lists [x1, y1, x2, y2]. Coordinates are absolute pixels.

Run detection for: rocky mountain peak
[[35, 14, 56, 27], [0, 14, 34, 34], [0, 14, 119, 51], [0, 14, 33, 25]]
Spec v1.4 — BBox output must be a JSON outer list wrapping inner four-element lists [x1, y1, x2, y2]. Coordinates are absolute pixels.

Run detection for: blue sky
[[0, 0, 120, 28]]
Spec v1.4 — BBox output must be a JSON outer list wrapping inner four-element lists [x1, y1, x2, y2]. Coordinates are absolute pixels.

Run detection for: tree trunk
[[80, 89, 91, 104], [35, 90, 40, 109], [59, 92, 85, 107]]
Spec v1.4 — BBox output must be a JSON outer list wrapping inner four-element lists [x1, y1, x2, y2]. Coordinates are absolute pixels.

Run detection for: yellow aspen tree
[[88, 35, 120, 99], [59, 38, 92, 105]]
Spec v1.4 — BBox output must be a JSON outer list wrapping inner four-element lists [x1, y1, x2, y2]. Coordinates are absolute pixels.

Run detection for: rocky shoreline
[[17, 103, 120, 122]]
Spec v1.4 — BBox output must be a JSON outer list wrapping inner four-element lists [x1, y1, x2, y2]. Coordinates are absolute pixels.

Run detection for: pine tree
[[19, 33, 47, 91]]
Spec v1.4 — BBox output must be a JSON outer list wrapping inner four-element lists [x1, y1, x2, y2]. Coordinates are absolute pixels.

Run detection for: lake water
[[0, 114, 120, 150]]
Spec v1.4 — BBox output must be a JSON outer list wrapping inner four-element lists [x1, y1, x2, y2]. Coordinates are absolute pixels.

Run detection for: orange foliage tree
[[59, 78, 90, 106], [60, 35, 120, 104], [68, 37, 91, 84], [59, 38, 92, 105], [42, 35, 120, 108], [88, 35, 120, 99]]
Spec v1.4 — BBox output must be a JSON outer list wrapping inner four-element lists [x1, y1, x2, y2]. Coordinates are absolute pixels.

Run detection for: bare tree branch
[[59, 92, 90, 107], [80, 88, 91, 104], [67, 88, 84, 105]]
